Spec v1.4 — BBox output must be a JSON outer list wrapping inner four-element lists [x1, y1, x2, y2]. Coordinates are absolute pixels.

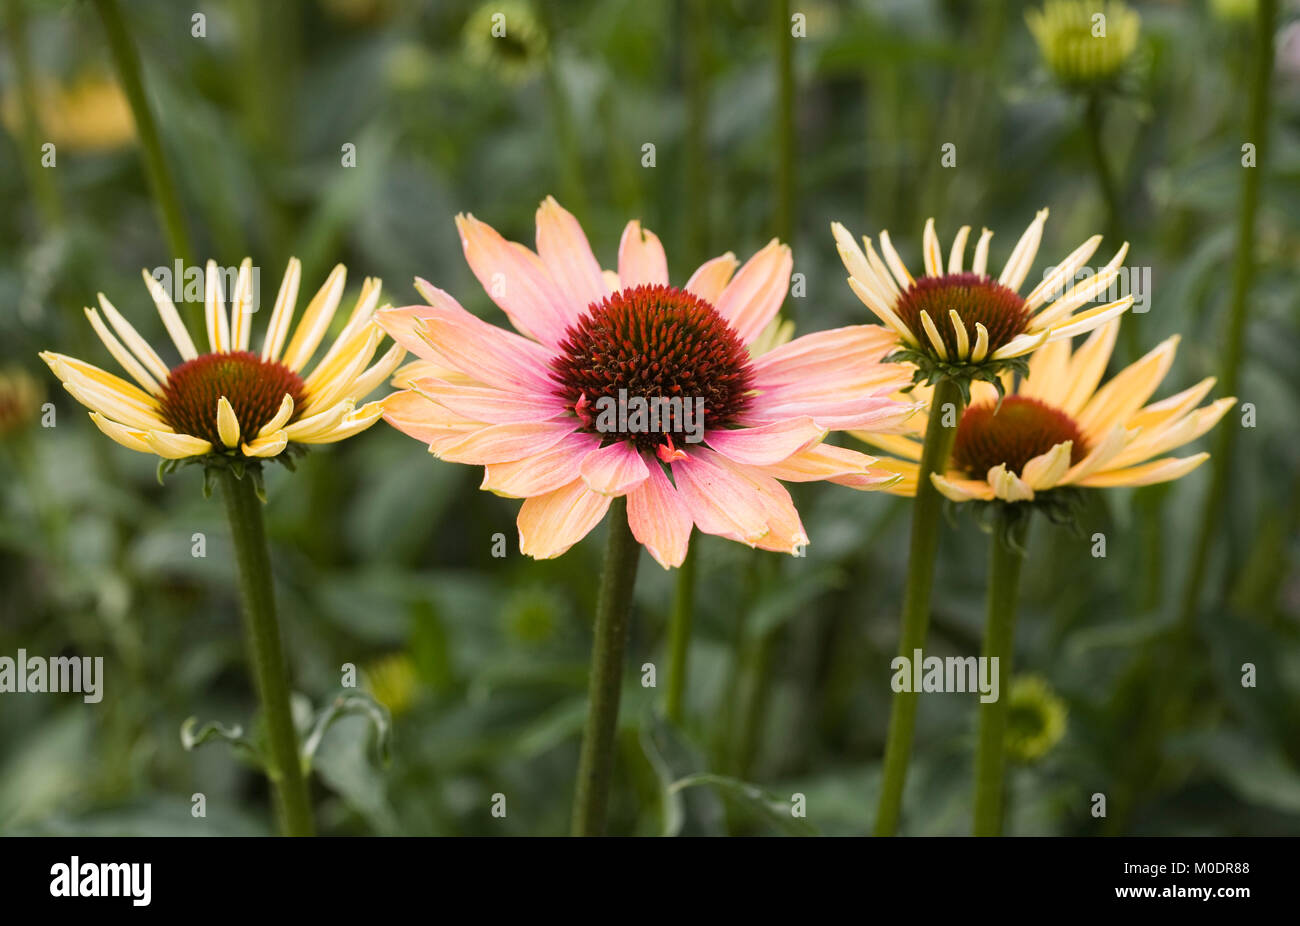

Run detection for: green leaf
[[301, 691, 393, 771], [179, 716, 263, 767], [667, 774, 818, 836]]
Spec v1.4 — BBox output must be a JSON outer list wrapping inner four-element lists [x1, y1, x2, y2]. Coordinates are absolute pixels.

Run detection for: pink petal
[[374, 305, 447, 364], [381, 390, 477, 445], [627, 462, 693, 568], [751, 325, 899, 386], [455, 214, 577, 347], [579, 441, 650, 496], [407, 284, 558, 393], [685, 253, 739, 305], [517, 478, 613, 559], [438, 420, 576, 465], [705, 418, 826, 466], [617, 220, 669, 288], [759, 442, 901, 490], [536, 196, 608, 313], [412, 377, 567, 424], [743, 393, 916, 432], [482, 431, 599, 498], [670, 448, 770, 544], [714, 239, 792, 345]]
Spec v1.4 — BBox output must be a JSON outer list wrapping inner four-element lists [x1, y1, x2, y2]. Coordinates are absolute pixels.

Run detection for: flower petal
[[617, 220, 669, 288], [685, 252, 739, 304], [579, 441, 650, 495], [627, 462, 693, 568], [517, 478, 613, 559], [714, 239, 793, 345], [705, 418, 825, 466], [482, 431, 600, 498], [536, 196, 608, 311]]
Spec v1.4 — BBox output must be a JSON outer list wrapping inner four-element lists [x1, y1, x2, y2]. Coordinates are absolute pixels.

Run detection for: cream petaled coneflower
[[40, 258, 406, 463], [856, 318, 1236, 503], [377, 197, 916, 569], [832, 210, 1133, 395]]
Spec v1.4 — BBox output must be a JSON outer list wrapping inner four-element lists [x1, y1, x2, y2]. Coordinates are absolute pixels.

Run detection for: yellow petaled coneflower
[[858, 318, 1235, 504], [832, 210, 1132, 398], [1027, 0, 1141, 92], [40, 259, 405, 466]]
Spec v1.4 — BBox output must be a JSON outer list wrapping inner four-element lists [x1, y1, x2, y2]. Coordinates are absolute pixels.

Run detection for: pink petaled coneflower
[[375, 197, 918, 568]]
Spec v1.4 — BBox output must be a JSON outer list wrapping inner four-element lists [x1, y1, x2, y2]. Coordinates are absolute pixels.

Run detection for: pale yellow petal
[[96, 293, 171, 382], [258, 394, 295, 438], [83, 306, 162, 395], [242, 430, 288, 458], [142, 268, 198, 360], [88, 412, 151, 453], [261, 257, 303, 362], [281, 263, 347, 372], [145, 429, 212, 459], [216, 396, 240, 448]]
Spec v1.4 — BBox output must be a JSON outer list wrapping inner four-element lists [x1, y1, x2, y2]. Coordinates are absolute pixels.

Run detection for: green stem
[[4, 0, 63, 228], [972, 511, 1026, 837], [665, 540, 696, 725], [1105, 0, 1278, 836], [1081, 92, 1137, 361], [93, 0, 196, 272], [1178, 0, 1275, 632], [874, 376, 965, 836], [774, 0, 795, 249], [218, 468, 314, 837], [571, 497, 642, 836]]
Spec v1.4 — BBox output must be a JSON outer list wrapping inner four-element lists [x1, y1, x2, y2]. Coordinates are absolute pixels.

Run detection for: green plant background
[[1, 0, 1297, 836]]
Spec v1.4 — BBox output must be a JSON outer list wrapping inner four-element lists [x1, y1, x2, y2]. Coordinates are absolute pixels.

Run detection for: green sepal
[[884, 348, 1031, 407]]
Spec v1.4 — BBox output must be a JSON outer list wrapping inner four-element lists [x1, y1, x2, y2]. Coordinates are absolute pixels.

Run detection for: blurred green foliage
[[0, 0, 1297, 836]]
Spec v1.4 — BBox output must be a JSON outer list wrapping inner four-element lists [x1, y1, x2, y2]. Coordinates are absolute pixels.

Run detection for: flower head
[[1027, 0, 1141, 92], [833, 210, 1132, 398], [40, 259, 405, 465], [2, 74, 134, 153], [378, 197, 916, 568], [0, 367, 42, 438], [463, 0, 549, 84], [1005, 675, 1068, 763], [858, 318, 1235, 505]]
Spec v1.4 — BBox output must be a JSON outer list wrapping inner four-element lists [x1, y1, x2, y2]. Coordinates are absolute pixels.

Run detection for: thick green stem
[[218, 468, 314, 837], [93, 0, 196, 274], [571, 497, 642, 836], [665, 540, 696, 724], [874, 376, 965, 836], [972, 512, 1026, 836]]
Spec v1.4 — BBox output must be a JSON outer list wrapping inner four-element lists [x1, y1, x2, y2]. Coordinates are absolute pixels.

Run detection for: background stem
[[874, 376, 965, 836], [664, 540, 696, 725], [571, 497, 642, 836], [93, 0, 196, 279], [972, 511, 1026, 836], [219, 468, 314, 837]]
